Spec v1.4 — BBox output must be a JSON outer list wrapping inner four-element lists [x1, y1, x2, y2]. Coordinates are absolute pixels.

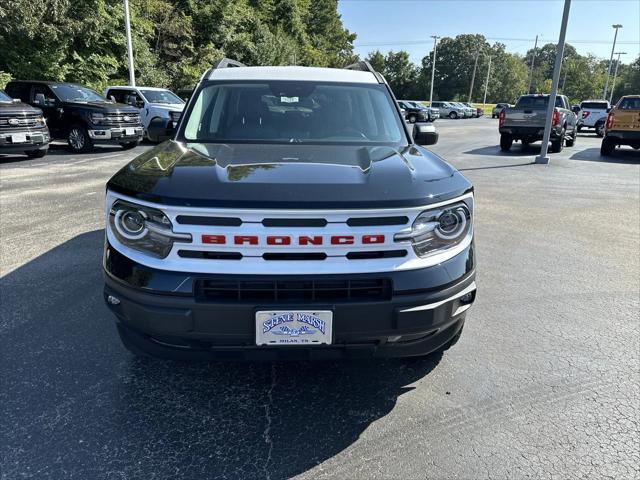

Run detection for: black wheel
[[500, 133, 513, 151], [408, 114, 417, 124], [449, 111, 458, 119], [67, 124, 93, 153], [566, 129, 576, 147], [26, 148, 47, 158], [550, 129, 565, 153], [595, 120, 605, 137], [120, 141, 140, 150], [600, 137, 615, 156], [521, 139, 530, 149], [577, 125, 582, 132], [491, 114, 496, 119]]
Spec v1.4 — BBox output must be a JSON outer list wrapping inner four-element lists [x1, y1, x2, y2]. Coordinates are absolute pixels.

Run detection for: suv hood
[[62, 101, 139, 113], [108, 141, 471, 209], [0, 102, 42, 115]]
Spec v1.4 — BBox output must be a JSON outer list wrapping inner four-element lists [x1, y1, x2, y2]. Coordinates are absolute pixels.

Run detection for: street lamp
[[609, 51, 627, 104], [124, 0, 135, 86], [429, 36, 440, 105], [603, 24, 622, 99]]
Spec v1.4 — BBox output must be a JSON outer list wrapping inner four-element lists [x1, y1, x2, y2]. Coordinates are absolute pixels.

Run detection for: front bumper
[[103, 241, 476, 360], [88, 126, 143, 144], [0, 128, 50, 154], [499, 125, 562, 139], [605, 130, 640, 145]]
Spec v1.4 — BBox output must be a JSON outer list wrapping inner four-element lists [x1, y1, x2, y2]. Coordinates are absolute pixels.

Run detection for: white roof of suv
[[208, 66, 379, 84]]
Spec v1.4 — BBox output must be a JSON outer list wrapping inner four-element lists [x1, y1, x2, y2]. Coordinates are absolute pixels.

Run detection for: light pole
[[609, 51, 627, 104], [429, 36, 440, 105], [468, 49, 480, 102], [535, 0, 571, 165], [527, 34, 539, 94], [603, 24, 622, 99], [482, 55, 492, 108], [124, 0, 135, 86]]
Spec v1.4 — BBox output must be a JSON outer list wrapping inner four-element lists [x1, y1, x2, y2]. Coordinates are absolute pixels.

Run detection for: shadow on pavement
[[464, 144, 541, 157], [1, 229, 442, 479], [569, 147, 640, 164]]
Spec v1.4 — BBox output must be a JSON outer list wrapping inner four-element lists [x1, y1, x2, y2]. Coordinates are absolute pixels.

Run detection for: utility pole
[[429, 36, 440, 105], [603, 24, 622, 99], [468, 49, 480, 102], [527, 34, 539, 94], [609, 51, 627, 103], [124, 0, 135, 86], [482, 55, 492, 108], [561, 58, 569, 92], [535, 0, 571, 165]]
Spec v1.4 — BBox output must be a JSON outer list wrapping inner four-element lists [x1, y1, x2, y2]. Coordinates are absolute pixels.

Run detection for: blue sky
[[338, 0, 640, 64]]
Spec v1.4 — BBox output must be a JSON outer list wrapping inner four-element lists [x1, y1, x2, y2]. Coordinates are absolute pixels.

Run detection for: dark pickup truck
[[0, 90, 50, 158], [499, 94, 577, 152], [5, 80, 143, 153], [102, 59, 476, 361]]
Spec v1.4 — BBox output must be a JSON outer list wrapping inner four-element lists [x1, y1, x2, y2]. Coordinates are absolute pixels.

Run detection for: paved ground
[[1, 119, 639, 479]]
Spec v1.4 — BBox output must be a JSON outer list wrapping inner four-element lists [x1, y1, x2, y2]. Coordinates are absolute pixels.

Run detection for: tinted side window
[[32, 84, 56, 103], [5, 83, 30, 102], [619, 98, 640, 110]]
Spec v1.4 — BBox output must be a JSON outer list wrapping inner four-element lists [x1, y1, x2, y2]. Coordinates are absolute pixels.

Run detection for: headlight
[[109, 200, 191, 258], [394, 201, 472, 258], [91, 113, 105, 124]]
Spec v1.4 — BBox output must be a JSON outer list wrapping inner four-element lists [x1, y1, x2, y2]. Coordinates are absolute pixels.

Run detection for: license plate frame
[[10, 132, 27, 143], [125, 128, 136, 136], [255, 310, 333, 346]]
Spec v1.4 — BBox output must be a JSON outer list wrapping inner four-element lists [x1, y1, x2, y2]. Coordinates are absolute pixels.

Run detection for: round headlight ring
[[434, 207, 468, 240], [114, 208, 148, 240]]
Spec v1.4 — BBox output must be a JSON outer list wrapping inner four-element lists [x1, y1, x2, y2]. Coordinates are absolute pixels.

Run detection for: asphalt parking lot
[[1, 118, 639, 479]]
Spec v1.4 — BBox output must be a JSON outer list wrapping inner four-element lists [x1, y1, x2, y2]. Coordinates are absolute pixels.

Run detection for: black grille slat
[[176, 215, 242, 226], [347, 216, 409, 227], [262, 218, 327, 227], [346, 250, 407, 260], [262, 252, 327, 261], [178, 250, 242, 260], [196, 278, 391, 303]]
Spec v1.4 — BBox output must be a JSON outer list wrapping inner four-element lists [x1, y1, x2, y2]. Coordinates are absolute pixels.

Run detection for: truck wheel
[[577, 125, 582, 132], [595, 121, 605, 137], [449, 111, 458, 119], [500, 134, 513, 151], [120, 141, 140, 150], [408, 114, 417, 123], [26, 148, 47, 158], [600, 137, 615, 156], [67, 125, 93, 153], [566, 129, 577, 147], [550, 129, 564, 153]]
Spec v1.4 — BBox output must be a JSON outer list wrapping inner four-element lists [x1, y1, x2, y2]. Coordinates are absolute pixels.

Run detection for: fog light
[[459, 291, 475, 304], [107, 295, 121, 305], [387, 335, 402, 343]]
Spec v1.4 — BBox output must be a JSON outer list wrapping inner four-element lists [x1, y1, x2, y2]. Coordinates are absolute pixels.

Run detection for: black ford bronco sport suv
[[5, 80, 143, 153], [103, 59, 476, 360], [0, 90, 50, 158]]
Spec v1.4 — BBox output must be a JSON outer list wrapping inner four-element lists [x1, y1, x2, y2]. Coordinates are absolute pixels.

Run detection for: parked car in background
[[176, 89, 193, 102], [401, 100, 439, 122], [104, 86, 185, 142], [600, 95, 640, 155], [491, 103, 511, 118], [0, 89, 50, 158], [499, 94, 577, 152], [578, 99, 610, 137], [397, 100, 428, 123], [5, 80, 143, 153], [431, 101, 466, 119], [462, 102, 483, 117], [452, 102, 474, 118]]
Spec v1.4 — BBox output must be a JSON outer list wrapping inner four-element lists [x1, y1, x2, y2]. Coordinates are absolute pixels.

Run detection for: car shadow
[[1, 229, 442, 479], [569, 147, 640, 164], [464, 144, 542, 157]]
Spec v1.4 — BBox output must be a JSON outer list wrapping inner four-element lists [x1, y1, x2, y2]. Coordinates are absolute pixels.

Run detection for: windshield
[[0, 90, 12, 102], [139, 89, 184, 105], [180, 81, 406, 146], [516, 96, 564, 109], [618, 97, 640, 110], [580, 101, 608, 110], [50, 84, 106, 103], [410, 102, 426, 109]]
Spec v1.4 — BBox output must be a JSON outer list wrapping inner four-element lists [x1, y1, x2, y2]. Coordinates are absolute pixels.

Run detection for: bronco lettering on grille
[[201, 234, 386, 245]]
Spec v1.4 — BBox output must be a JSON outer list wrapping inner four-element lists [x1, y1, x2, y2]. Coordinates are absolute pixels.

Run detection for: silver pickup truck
[[498, 94, 577, 152]]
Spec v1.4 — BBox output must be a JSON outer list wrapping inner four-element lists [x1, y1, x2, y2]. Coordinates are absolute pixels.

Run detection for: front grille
[[196, 278, 392, 303], [102, 113, 141, 126], [0, 114, 41, 129]]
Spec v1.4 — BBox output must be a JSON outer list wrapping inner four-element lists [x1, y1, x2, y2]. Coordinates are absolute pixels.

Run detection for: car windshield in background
[[139, 89, 184, 105], [581, 102, 609, 109], [410, 102, 426, 109], [181, 81, 406, 145], [618, 98, 640, 110], [51, 84, 106, 103], [515, 96, 564, 108], [0, 90, 12, 102]]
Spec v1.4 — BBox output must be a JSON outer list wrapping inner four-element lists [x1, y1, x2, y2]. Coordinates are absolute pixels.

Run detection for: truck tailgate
[[502, 108, 547, 128]]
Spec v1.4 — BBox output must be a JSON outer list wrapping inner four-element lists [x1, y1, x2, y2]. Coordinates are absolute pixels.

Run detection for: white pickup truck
[[578, 99, 610, 137], [104, 86, 185, 142]]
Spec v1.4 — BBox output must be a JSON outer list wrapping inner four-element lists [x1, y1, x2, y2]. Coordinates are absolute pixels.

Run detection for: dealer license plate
[[11, 132, 27, 143], [125, 128, 136, 136], [255, 311, 333, 346]]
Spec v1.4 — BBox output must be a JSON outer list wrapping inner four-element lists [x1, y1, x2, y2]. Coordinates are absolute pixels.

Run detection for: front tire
[[67, 124, 93, 153], [449, 111, 458, 119], [500, 133, 513, 151], [408, 114, 417, 124], [595, 120, 605, 137], [26, 148, 47, 158], [600, 137, 615, 156], [566, 129, 577, 147]]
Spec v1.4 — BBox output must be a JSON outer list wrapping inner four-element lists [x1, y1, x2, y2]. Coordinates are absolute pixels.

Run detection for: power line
[[354, 37, 638, 47]]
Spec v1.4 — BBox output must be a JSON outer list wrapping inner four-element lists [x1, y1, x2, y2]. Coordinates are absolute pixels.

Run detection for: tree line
[[0, 2, 637, 105]]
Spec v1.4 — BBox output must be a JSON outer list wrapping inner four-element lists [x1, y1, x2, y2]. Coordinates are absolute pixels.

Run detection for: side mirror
[[126, 95, 138, 106], [571, 105, 580, 113], [413, 124, 438, 146], [109, 95, 116, 103], [136, 100, 145, 108], [148, 116, 175, 142], [12, 98, 21, 104], [34, 93, 46, 105]]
